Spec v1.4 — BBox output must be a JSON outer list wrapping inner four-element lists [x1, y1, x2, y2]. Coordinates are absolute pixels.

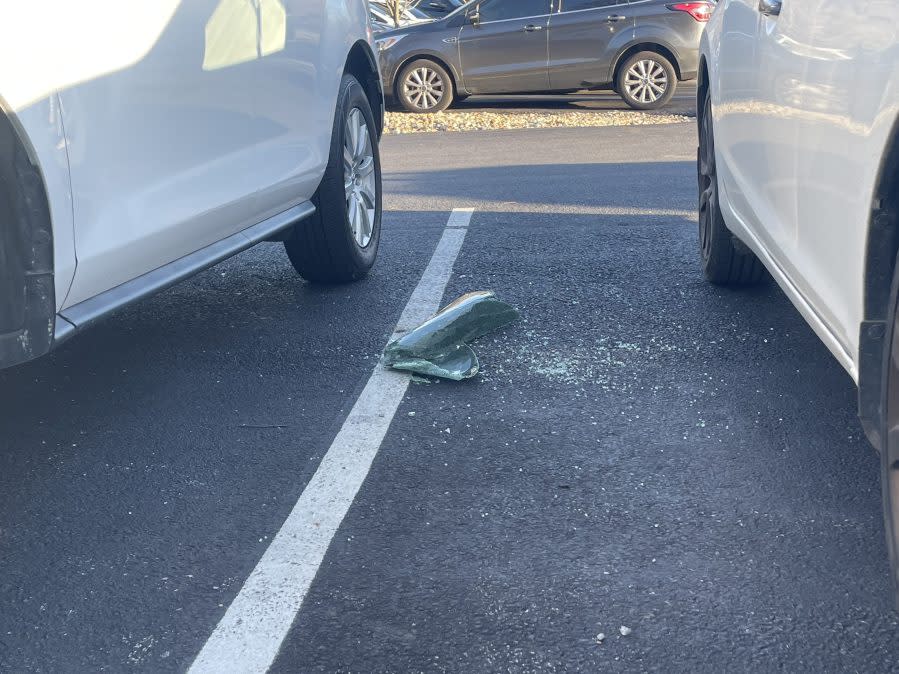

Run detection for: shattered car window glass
[[383, 291, 519, 380]]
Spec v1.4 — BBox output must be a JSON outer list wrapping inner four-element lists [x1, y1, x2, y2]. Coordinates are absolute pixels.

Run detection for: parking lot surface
[[3, 123, 899, 672]]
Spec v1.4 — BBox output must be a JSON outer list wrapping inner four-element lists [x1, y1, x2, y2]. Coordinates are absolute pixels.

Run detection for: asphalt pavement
[[3, 121, 899, 672]]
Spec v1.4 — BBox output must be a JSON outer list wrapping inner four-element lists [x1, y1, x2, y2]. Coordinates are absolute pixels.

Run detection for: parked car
[[0, 0, 384, 371], [697, 0, 899, 602], [377, 0, 711, 113]]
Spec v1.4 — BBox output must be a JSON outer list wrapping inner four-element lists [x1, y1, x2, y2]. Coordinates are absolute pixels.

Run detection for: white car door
[[59, 0, 300, 308], [713, 0, 799, 257], [717, 1, 834, 325], [790, 0, 899, 358], [710, 0, 762, 228], [745, 0, 802, 263], [247, 0, 332, 220]]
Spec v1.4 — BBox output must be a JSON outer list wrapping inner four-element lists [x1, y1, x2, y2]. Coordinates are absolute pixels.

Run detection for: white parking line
[[188, 208, 474, 674]]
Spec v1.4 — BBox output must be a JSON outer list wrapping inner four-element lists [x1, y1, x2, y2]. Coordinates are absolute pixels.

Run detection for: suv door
[[549, 0, 631, 91], [59, 1, 289, 308], [458, 0, 553, 94]]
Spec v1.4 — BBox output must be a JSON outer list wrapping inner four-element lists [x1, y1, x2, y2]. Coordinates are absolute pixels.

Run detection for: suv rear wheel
[[285, 74, 382, 283]]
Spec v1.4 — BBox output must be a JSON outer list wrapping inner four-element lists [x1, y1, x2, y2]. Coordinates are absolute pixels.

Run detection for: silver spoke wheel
[[343, 107, 376, 248], [624, 59, 668, 104], [403, 66, 445, 111]]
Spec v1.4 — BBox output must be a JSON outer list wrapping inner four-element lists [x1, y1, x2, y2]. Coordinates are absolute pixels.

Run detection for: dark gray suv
[[377, 0, 711, 112]]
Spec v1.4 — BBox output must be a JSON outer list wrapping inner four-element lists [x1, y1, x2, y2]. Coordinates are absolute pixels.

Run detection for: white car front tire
[[697, 86, 765, 286], [286, 74, 382, 283]]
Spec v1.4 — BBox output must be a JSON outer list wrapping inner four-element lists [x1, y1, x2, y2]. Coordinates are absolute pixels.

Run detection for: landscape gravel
[[384, 109, 692, 135]]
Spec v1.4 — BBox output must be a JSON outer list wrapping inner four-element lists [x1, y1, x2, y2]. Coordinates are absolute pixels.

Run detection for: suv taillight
[[667, 2, 713, 21]]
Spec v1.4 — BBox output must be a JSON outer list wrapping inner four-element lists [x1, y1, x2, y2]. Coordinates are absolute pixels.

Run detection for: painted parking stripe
[[188, 208, 474, 674]]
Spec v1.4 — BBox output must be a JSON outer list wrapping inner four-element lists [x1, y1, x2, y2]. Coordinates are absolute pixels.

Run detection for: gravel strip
[[384, 109, 692, 135]]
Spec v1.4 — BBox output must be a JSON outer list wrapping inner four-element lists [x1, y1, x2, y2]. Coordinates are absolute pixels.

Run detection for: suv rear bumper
[[0, 106, 56, 370]]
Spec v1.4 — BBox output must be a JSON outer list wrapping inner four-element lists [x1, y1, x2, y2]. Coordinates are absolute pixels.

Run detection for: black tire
[[285, 74, 381, 283], [617, 51, 677, 110], [884, 259, 899, 608], [396, 59, 454, 113], [697, 87, 765, 285]]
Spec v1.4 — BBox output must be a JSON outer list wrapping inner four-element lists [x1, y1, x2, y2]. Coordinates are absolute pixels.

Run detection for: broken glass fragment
[[383, 291, 519, 381]]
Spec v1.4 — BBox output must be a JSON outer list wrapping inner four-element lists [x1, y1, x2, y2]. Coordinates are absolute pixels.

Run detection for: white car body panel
[[0, 97, 78, 311], [703, 0, 899, 382], [0, 0, 374, 311]]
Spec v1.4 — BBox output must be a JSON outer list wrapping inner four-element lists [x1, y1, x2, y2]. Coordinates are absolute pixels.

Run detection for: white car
[[699, 0, 899, 598], [0, 0, 384, 370]]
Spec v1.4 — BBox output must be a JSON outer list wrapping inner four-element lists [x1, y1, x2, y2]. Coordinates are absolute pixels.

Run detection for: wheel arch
[[0, 96, 57, 369], [344, 41, 385, 135], [858, 114, 899, 449], [611, 41, 683, 91]]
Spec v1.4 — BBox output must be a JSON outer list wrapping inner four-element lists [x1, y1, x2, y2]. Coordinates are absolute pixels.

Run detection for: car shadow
[[451, 89, 697, 116], [384, 160, 700, 211]]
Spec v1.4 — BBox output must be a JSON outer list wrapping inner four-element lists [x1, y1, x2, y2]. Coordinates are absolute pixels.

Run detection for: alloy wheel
[[624, 59, 669, 105], [403, 66, 445, 110], [343, 107, 376, 248]]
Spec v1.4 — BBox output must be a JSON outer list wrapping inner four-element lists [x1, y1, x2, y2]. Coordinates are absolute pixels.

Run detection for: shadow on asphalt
[[385, 161, 698, 209], [395, 84, 699, 116]]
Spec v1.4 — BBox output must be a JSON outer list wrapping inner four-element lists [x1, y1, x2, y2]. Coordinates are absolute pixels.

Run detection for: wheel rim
[[698, 94, 716, 261], [403, 66, 445, 111], [624, 59, 668, 104], [343, 107, 376, 248]]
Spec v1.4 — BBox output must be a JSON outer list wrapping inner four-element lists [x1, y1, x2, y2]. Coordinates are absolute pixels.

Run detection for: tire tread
[[698, 92, 766, 287], [285, 74, 381, 284]]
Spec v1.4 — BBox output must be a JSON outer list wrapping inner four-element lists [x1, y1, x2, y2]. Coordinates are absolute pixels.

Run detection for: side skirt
[[55, 201, 315, 340]]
